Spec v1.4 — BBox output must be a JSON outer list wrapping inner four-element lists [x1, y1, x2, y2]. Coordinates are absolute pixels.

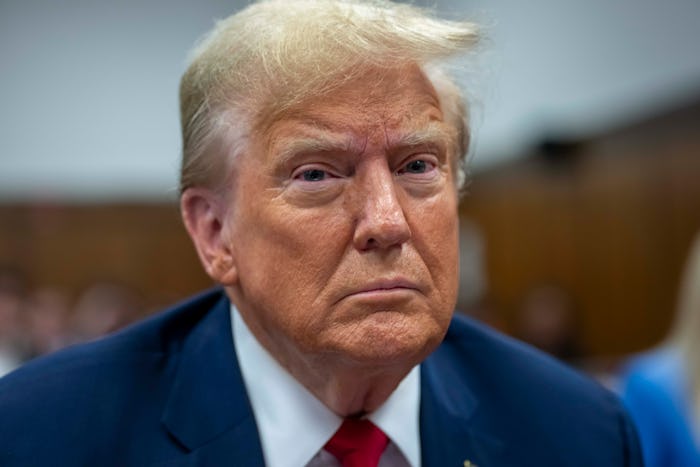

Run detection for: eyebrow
[[270, 118, 453, 165], [269, 119, 363, 165], [274, 134, 357, 164], [387, 121, 453, 153]]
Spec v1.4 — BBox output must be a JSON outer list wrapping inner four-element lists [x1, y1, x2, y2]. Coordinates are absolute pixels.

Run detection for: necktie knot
[[325, 419, 389, 467]]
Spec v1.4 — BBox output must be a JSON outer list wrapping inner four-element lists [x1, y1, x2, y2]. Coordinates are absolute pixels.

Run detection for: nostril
[[354, 215, 412, 251]]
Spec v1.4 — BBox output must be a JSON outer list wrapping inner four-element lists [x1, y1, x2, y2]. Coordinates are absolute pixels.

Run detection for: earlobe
[[180, 188, 238, 285]]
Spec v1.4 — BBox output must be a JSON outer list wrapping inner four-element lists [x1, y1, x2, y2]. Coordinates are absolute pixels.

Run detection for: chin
[[331, 312, 447, 367]]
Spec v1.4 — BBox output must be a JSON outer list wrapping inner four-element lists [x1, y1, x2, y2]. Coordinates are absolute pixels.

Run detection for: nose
[[352, 164, 411, 251]]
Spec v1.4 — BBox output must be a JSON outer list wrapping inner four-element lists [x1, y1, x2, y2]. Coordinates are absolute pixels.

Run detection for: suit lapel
[[159, 295, 508, 466], [420, 336, 506, 467], [161, 294, 265, 466]]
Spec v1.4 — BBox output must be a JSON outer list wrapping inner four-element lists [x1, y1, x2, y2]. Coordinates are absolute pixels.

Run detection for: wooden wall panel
[[0, 203, 213, 311], [1, 102, 698, 357], [460, 112, 700, 357]]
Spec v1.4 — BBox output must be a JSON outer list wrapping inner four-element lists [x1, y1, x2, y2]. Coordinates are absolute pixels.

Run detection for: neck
[[249, 319, 416, 416], [296, 361, 413, 417], [229, 290, 423, 417]]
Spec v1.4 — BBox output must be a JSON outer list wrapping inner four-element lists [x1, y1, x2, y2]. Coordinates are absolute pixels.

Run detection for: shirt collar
[[232, 304, 421, 467]]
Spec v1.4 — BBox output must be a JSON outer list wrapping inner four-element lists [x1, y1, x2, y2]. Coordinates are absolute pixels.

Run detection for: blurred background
[[1, 0, 699, 379]]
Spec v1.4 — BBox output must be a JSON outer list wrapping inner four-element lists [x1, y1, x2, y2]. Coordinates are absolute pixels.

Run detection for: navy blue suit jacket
[[0, 289, 642, 466]]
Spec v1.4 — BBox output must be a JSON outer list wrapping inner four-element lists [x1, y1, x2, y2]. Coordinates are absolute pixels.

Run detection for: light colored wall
[[2, 0, 699, 200]]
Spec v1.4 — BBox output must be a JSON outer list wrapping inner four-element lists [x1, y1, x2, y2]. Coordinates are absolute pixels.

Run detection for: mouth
[[338, 278, 422, 303]]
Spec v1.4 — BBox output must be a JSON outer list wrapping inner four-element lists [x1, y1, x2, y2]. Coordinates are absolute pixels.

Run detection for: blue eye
[[301, 169, 327, 181], [404, 160, 428, 173]]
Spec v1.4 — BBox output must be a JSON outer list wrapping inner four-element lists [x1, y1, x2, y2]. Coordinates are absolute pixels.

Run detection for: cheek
[[254, 201, 351, 268], [432, 224, 460, 307], [231, 198, 352, 314], [410, 195, 460, 299]]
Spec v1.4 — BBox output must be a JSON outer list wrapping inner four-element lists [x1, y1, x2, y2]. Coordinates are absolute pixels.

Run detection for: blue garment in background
[[621, 348, 700, 467]]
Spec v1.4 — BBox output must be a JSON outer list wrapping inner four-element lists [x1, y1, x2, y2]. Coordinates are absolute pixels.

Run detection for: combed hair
[[179, 0, 480, 194]]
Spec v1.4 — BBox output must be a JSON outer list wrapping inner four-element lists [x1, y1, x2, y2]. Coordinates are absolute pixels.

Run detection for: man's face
[[224, 65, 460, 371]]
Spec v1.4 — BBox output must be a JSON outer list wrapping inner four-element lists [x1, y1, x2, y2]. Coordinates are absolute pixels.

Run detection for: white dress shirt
[[232, 305, 421, 467]]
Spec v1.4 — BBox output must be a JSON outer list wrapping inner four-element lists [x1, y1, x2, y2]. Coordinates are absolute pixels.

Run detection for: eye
[[299, 168, 327, 182], [404, 160, 428, 174], [397, 158, 435, 175], [285, 162, 345, 204], [290, 165, 342, 185]]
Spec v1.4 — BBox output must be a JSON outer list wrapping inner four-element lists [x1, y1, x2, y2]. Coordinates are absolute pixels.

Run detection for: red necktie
[[325, 419, 389, 467]]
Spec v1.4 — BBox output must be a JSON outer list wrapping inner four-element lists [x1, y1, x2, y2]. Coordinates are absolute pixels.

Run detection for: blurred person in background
[[515, 284, 584, 365], [69, 282, 143, 344], [0, 1, 642, 465], [0, 268, 29, 376], [24, 286, 72, 358], [620, 231, 700, 466]]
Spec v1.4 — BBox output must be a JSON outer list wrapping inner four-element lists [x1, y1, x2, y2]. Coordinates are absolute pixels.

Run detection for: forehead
[[259, 65, 450, 153]]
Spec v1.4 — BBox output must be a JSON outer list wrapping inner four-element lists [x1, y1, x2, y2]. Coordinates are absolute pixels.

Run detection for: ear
[[180, 188, 238, 285]]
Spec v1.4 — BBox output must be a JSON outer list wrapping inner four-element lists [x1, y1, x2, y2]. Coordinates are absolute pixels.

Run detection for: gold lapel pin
[[464, 461, 478, 467]]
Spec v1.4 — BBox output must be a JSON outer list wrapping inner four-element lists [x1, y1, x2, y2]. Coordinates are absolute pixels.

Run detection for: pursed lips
[[336, 278, 422, 303]]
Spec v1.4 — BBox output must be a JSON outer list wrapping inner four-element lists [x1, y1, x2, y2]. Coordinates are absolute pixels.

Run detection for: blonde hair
[[667, 233, 700, 421], [179, 0, 480, 194]]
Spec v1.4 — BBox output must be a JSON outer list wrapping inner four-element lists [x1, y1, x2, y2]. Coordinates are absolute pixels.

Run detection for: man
[[0, 1, 642, 466]]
